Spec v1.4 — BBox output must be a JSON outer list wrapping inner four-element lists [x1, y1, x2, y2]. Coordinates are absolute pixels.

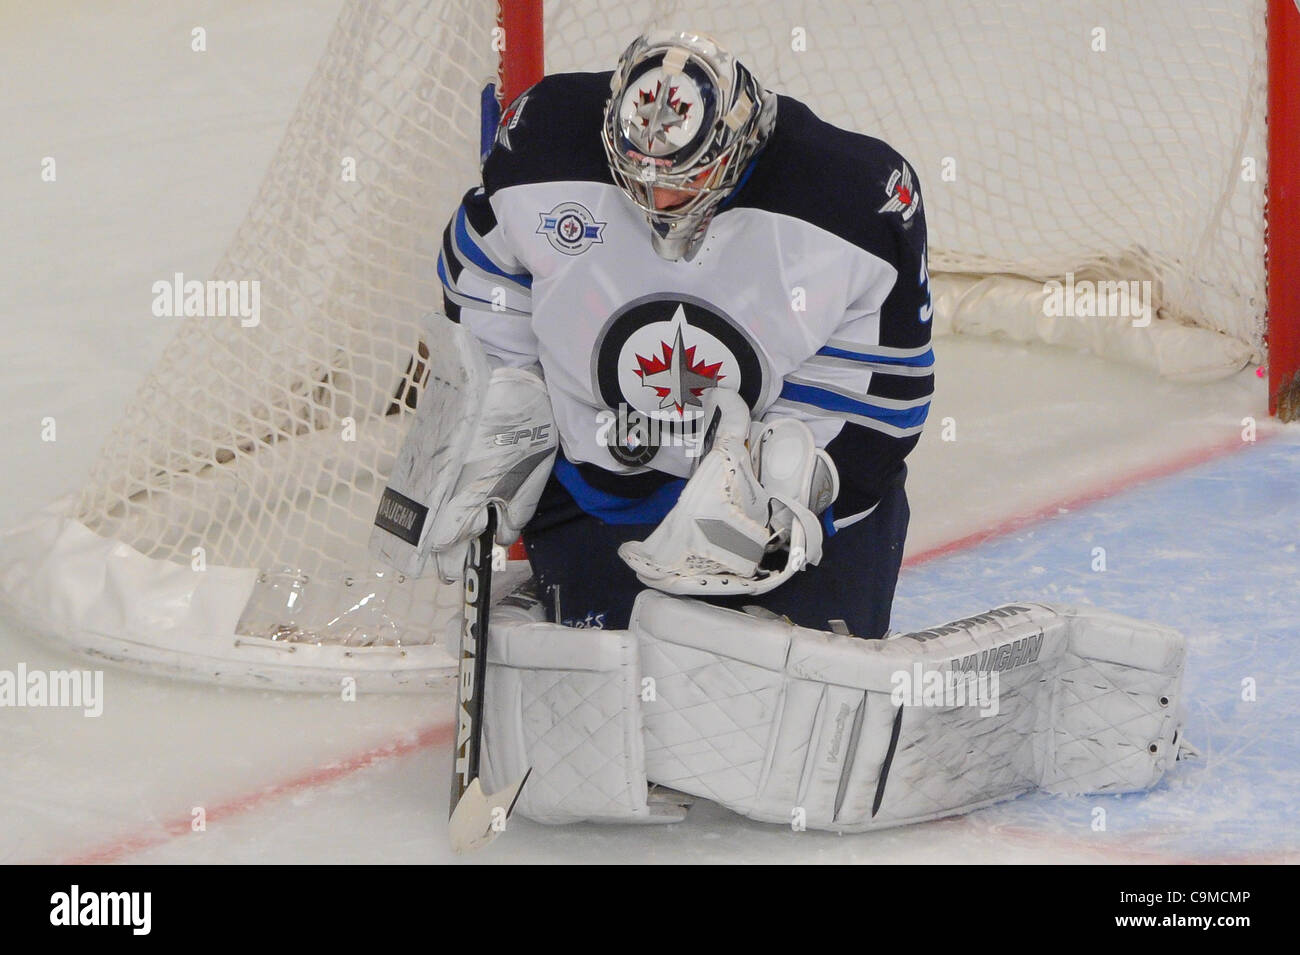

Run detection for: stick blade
[[448, 770, 530, 854]]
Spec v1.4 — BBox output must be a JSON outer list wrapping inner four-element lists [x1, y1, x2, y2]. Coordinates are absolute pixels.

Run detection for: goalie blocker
[[479, 593, 1190, 831]]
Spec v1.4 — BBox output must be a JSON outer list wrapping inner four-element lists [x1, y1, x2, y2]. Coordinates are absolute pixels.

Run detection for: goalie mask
[[602, 31, 777, 261]]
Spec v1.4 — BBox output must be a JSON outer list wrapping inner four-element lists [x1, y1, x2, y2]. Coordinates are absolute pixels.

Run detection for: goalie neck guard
[[602, 30, 777, 261]]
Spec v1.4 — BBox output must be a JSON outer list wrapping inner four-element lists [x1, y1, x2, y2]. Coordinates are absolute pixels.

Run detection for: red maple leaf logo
[[636, 81, 691, 124], [634, 337, 724, 416]]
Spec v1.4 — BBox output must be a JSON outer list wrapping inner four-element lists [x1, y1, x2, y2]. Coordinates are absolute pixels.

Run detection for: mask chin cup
[[643, 192, 725, 261], [649, 216, 705, 260]]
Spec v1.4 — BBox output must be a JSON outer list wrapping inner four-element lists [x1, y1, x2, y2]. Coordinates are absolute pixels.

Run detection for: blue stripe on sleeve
[[455, 207, 533, 288], [816, 345, 934, 367], [438, 252, 517, 312], [779, 382, 930, 429]]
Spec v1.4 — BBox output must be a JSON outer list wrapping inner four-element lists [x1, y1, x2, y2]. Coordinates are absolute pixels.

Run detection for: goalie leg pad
[[630, 593, 1186, 831], [480, 598, 684, 825]]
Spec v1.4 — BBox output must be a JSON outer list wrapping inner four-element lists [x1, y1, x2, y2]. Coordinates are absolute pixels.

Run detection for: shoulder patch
[[495, 92, 530, 152], [536, 201, 606, 255], [878, 163, 921, 221]]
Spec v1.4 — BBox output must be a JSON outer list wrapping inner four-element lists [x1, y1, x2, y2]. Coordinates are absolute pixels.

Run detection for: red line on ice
[[902, 431, 1263, 567], [61, 722, 453, 865]]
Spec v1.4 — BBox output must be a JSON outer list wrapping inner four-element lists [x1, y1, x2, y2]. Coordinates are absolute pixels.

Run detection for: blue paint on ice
[[890, 434, 1300, 859]]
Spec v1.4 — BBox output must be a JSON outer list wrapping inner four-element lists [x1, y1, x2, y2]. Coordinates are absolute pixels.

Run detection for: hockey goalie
[[374, 31, 1191, 837]]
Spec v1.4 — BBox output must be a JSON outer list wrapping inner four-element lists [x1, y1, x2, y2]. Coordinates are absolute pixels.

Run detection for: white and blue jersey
[[438, 71, 932, 530]]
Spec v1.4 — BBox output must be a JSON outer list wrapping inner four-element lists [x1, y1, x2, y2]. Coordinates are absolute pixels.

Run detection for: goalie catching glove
[[619, 388, 838, 595]]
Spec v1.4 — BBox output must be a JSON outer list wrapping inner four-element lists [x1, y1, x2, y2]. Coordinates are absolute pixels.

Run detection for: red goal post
[[1268, 0, 1299, 421], [497, 0, 544, 107]]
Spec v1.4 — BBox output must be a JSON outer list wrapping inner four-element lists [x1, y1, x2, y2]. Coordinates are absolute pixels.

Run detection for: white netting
[[56, 0, 1270, 655]]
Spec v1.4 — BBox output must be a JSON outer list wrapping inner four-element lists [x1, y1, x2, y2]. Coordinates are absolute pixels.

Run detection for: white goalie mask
[[602, 31, 777, 261]]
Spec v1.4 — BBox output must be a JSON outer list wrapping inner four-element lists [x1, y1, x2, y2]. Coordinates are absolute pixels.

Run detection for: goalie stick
[[447, 506, 531, 854], [370, 358, 530, 851]]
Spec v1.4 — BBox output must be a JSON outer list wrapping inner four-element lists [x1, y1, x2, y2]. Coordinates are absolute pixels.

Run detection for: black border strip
[[871, 705, 905, 818]]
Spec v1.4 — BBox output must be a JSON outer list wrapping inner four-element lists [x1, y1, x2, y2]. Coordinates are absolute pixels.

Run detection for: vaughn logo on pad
[[374, 488, 429, 546]]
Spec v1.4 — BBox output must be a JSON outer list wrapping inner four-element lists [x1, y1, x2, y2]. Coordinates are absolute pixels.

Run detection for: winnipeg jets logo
[[618, 67, 703, 157], [879, 164, 921, 221], [593, 296, 769, 468], [634, 306, 725, 415], [537, 202, 606, 255], [632, 80, 692, 151]]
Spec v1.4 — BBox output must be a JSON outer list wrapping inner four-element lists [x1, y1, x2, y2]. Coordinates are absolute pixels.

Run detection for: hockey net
[[0, 0, 1291, 689]]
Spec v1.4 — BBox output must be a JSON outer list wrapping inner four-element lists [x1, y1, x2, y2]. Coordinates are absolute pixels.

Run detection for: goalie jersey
[[438, 71, 932, 529]]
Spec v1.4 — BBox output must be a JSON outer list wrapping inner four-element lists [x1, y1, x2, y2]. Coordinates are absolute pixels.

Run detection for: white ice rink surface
[[3, 1, 1296, 864]]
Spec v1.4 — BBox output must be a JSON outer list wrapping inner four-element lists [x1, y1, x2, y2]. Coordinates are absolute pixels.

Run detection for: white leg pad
[[479, 599, 682, 825], [631, 593, 1186, 831]]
